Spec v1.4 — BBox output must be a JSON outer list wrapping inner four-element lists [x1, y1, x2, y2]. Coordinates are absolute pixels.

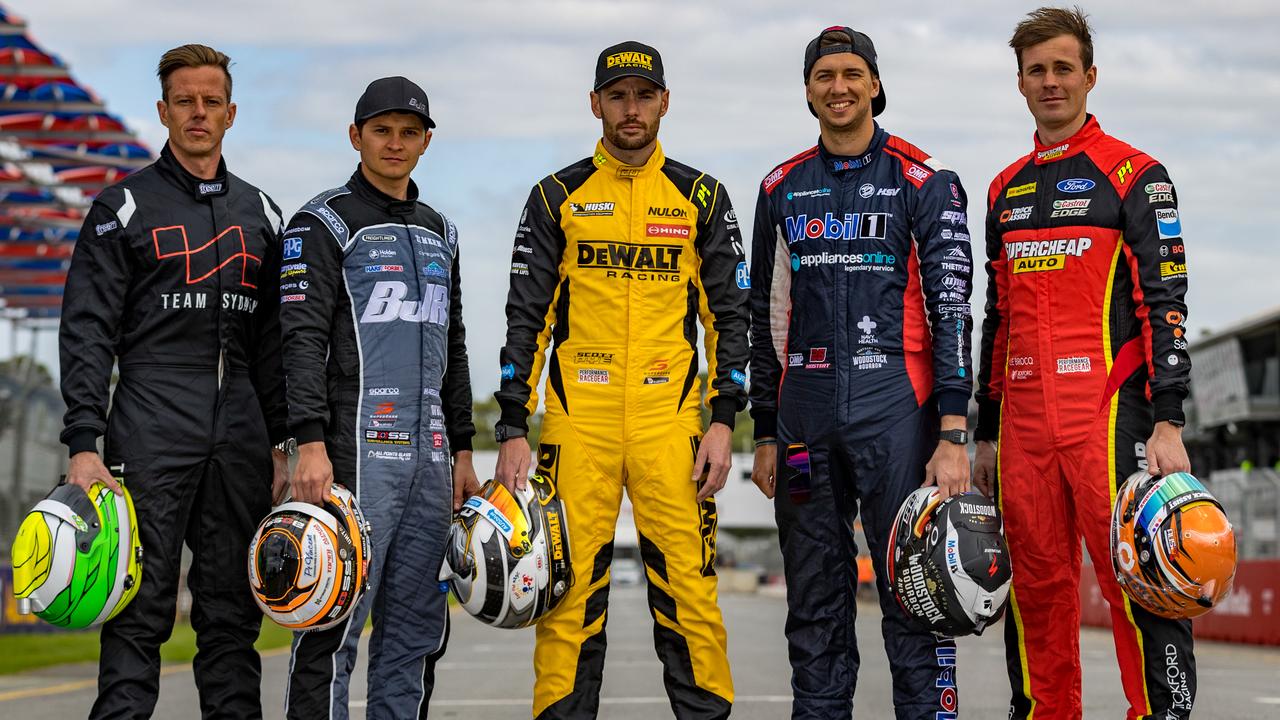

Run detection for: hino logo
[[360, 280, 448, 325]]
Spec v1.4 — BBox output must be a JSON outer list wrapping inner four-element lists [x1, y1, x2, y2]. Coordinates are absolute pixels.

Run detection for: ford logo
[[1056, 178, 1095, 193]]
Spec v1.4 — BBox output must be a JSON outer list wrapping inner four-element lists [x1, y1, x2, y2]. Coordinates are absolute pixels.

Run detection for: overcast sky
[[5, 0, 1277, 398]]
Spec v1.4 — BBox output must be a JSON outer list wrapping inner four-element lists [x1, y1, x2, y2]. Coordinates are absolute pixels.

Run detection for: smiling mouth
[[828, 100, 853, 111]]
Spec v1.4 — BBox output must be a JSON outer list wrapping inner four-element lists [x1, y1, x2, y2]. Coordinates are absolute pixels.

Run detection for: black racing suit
[[278, 168, 474, 720], [749, 126, 974, 719], [59, 142, 288, 719]]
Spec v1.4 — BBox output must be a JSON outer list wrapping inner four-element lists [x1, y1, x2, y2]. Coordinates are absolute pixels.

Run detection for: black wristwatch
[[273, 438, 298, 456], [495, 424, 528, 443], [939, 429, 969, 446]]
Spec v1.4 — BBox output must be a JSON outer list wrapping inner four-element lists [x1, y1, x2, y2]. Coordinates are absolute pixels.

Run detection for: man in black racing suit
[[59, 45, 289, 719]]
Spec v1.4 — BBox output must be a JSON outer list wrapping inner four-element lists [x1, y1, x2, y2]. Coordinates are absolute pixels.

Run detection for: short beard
[[606, 119, 659, 151]]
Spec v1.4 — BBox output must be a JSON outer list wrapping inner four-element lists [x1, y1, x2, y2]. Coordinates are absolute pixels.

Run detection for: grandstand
[[0, 3, 151, 322]]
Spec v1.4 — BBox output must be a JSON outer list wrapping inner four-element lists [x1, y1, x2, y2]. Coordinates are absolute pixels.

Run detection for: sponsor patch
[[1006, 182, 1037, 198], [1056, 178, 1095, 193], [646, 223, 690, 239], [578, 369, 609, 384], [1056, 356, 1092, 374], [1155, 208, 1182, 239]]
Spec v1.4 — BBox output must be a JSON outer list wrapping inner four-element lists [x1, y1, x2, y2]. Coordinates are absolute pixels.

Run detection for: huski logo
[[570, 202, 614, 217]]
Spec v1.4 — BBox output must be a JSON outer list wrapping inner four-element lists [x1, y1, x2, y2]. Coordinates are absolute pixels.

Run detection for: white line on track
[[350, 695, 793, 708]]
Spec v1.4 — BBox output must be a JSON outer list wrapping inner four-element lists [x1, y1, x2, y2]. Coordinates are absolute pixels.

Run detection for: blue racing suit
[[749, 124, 974, 719]]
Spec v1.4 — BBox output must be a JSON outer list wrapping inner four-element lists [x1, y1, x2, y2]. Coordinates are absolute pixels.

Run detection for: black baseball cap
[[803, 26, 886, 117], [354, 76, 435, 128], [593, 41, 666, 91]]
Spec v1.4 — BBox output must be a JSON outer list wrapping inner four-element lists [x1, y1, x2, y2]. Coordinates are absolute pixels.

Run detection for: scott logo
[[360, 280, 448, 325]]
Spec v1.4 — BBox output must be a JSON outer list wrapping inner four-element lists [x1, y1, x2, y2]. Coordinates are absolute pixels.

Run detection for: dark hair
[[820, 29, 853, 49], [1010, 6, 1094, 71], [157, 44, 232, 102]]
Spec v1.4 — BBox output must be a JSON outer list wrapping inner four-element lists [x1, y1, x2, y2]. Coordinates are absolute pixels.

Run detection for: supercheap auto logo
[[1006, 237, 1092, 273]]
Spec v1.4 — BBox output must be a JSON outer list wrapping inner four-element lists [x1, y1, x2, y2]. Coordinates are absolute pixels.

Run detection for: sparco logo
[[360, 280, 449, 325]]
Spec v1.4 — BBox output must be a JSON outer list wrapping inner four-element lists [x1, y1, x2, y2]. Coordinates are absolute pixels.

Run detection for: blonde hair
[[157, 44, 232, 101]]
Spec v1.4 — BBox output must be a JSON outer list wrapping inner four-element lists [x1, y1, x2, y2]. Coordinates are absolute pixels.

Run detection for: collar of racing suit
[[349, 164, 420, 217], [1031, 113, 1103, 165], [157, 141, 229, 200], [816, 122, 888, 177], [590, 138, 665, 179]]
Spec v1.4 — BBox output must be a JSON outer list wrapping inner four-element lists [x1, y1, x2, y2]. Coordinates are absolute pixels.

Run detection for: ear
[[420, 129, 432, 156], [1017, 71, 1027, 99], [590, 91, 602, 120], [870, 76, 880, 100], [157, 99, 169, 128], [1084, 64, 1097, 93], [804, 82, 814, 107], [349, 123, 361, 152], [226, 101, 237, 129], [658, 89, 670, 118]]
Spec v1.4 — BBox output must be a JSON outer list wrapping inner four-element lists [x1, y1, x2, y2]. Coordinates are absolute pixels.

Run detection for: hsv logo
[[360, 280, 449, 325], [646, 223, 690, 239], [152, 225, 261, 288]]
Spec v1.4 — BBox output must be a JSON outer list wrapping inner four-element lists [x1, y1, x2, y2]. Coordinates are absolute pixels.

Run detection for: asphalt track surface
[[2, 586, 1278, 718]]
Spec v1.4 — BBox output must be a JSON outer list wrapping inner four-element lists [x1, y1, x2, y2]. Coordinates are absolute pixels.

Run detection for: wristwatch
[[495, 424, 528, 443], [939, 429, 969, 446], [273, 437, 298, 456]]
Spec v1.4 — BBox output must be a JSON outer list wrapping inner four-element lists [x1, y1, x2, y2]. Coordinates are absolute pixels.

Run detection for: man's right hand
[[973, 440, 998, 499], [67, 451, 121, 496], [751, 443, 777, 499], [292, 441, 334, 504], [494, 436, 531, 493]]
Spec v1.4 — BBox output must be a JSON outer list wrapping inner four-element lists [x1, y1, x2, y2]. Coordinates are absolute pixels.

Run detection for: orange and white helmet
[[248, 485, 371, 631], [1110, 471, 1236, 619]]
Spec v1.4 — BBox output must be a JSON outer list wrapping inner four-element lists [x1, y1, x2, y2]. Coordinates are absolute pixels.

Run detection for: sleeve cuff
[[1152, 390, 1186, 426], [449, 433, 474, 454], [65, 429, 99, 457], [974, 398, 1001, 442], [937, 390, 970, 419], [497, 402, 530, 433], [750, 408, 777, 441], [294, 420, 326, 445], [709, 397, 737, 430]]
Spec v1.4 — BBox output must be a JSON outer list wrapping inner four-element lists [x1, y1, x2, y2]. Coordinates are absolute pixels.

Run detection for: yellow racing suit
[[496, 140, 749, 719]]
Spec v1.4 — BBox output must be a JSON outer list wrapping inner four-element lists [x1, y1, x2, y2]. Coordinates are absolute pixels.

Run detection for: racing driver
[[973, 7, 1196, 719], [748, 26, 974, 719], [493, 41, 747, 719], [279, 76, 477, 719], [59, 45, 290, 718]]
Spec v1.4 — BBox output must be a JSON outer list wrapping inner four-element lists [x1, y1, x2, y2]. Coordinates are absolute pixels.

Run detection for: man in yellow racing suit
[[493, 40, 749, 720]]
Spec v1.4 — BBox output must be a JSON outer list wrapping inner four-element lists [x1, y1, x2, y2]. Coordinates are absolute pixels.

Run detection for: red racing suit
[[976, 115, 1195, 719]]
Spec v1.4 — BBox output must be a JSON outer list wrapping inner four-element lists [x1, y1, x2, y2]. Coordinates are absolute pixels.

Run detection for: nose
[[192, 98, 207, 118]]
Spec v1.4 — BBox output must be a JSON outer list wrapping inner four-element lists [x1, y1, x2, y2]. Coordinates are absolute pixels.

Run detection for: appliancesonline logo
[[791, 250, 896, 272], [784, 212, 889, 244]]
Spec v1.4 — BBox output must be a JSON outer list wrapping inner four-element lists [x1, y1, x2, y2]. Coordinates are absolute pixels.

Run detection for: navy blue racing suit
[[749, 125, 974, 719], [278, 168, 474, 719]]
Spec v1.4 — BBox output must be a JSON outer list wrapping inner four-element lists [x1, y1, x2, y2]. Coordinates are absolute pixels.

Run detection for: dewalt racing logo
[[1006, 237, 1092, 273], [606, 51, 653, 71], [578, 240, 683, 282]]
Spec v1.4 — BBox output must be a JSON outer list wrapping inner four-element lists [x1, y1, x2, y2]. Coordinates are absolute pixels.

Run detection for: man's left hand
[[271, 448, 291, 505], [924, 441, 971, 499], [452, 450, 481, 512], [1145, 421, 1190, 477], [694, 422, 734, 502]]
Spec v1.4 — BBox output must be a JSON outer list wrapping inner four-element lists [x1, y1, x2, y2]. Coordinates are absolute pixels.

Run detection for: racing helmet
[[888, 488, 1012, 637], [1111, 471, 1236, 619], [248, 484, 371, 631], [440, 475, 573, 629], [10, 469, 143, 629]]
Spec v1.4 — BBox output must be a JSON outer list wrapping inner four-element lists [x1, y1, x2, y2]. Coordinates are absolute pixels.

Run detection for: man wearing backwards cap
[[278, 75, 478, 719], [749, 26, 974, 719], [494, 40, 747, 718]]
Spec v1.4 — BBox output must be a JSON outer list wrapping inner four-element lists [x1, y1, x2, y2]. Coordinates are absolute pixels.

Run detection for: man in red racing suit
[[973, 8, 1196, 719]]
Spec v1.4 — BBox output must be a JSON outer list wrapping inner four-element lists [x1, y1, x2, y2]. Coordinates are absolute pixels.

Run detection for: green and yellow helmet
[[10, 468, 143, 628]]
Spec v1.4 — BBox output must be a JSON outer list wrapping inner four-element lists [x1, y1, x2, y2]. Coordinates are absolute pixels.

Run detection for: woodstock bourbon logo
[[152, 225, 261, 288]]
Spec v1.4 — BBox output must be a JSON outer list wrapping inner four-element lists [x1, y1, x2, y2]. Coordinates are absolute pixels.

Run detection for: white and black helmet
[[888, 488, 1012, 637], [440, 475, 573, 629], [248, 485, 371, 631]]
